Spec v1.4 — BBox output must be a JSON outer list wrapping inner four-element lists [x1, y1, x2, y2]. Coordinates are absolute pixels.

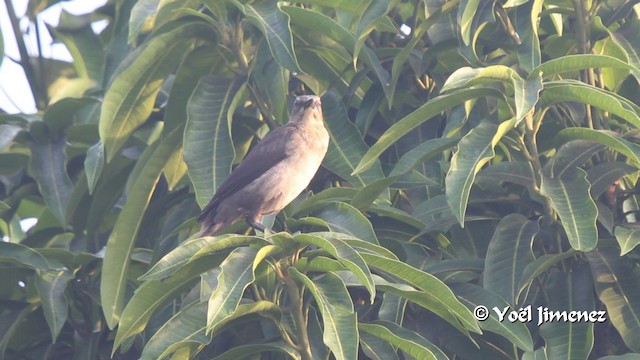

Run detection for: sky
[[0, 0, 107, 114]]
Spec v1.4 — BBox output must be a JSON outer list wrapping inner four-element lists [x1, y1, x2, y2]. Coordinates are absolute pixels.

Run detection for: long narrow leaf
[[101, 126, 183, 329], [289, 268, 358, 360]]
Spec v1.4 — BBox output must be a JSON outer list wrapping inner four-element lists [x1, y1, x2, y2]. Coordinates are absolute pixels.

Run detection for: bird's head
[[290, 95, 323, 125]]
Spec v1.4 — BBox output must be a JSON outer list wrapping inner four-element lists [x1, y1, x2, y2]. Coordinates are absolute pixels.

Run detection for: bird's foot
[[247, 218, 272, 237]]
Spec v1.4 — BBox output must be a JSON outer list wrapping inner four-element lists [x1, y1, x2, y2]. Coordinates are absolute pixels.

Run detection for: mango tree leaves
[[184, 75, 245, 208], [99, 21, 212, 161], [587, 249, 640, 352], [101, 127, 183, 329], [540, 167, 598, 251]]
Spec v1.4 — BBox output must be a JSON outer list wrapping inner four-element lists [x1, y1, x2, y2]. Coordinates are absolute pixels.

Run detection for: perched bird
[[198, 95, 329, 235]]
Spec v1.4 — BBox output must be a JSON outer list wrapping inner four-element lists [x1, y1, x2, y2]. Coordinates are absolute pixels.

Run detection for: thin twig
[[5, 0, 43, 110]]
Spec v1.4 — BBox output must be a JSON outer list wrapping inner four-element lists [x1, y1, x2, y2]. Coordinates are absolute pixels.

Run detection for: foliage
[[1, 0, 640, 359]]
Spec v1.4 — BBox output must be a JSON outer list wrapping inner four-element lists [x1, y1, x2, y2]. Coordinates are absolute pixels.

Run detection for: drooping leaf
[[283, 6, 392, 103], [446, 120, 516, 225], [101, 127, 183, 329], [361, 253, 481, 334], [99, 21, 210, 161], [35, 269, 73, 343], [359, 321, 446, 360], [514, 0, 542, 73], [483, 214, 537, 304], [27, 136, 73, 227], [554, 128, 640, 166], [114, 256, 220, 351], [517, 250, 578, 302], [164, 45, 219, 132], [206, 247, 258, 333], [539, 266, 595, 360], [540, 167, 598, 251], [610, 17, 640, 82], [542, 81, 640, 129], [614, 224, 640, 256], [213, 342, 300, 360], [451, 283, 534, 351], [586, 248, 640, 352], [442, 66, 542, 123], [288, 268, 358, 360], [184, 75, 245, 208], [321, 91, 386, 188], [354, 88, 504, 174], [293, 233, 375, 302], [84, 141, 104, 194], [531, 54, 640, 80], [229, 0, 301, 73], [311, 202, 378, 244]]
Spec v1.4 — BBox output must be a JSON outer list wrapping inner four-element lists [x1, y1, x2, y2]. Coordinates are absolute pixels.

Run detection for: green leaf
[[540, 167, 598, 251], [252, 41, 289, 123], [352, 137, 458, 209], [206, 247, 258, 333], [230, 0, 301, 73], [99, 21, 209, 161], [49, 14, 105, 81], [586, 162, 636, 198], [360, 331, 399, 360], [483, 214, 537, 304], [476, 161, 535, 189], [165, 45, 219, 132], [113, 256, 218, 351], [352, 0, 392, 64], [543, 140, 606, 178], [361, 253, 481, 333], [514, 0, 542, 73], [610, 17, 640, 82], [516, 250, 578, 302], [84, 141, 104, 194], [293, 233, 375, 302], [554, 128, 640, 166], [442, 66, 542, 123], [354, 88, 504, 174], [184, 75, 245, 208], [458, 0, 496, 64], [539, 266, 595, 360], [213, 342, 300, 360], [163, 147, 187, 190], [139, 302, 209, 360], [101, 126, 183, 329], [542, 81, 640, 129], [615, 224, 640, 256], [587, 248, 640, 352], [27, 137, 73, 226], [141, 234, 265, 280], [531, 54, 640, 79], [446, 120, 516, 225], [311, 202, 378, 244], [288, 268, 358, 360], [141, 301, 283, 360], [522, 348, 548, 360], [283, 6, 392, 103], [321, 91, 385, 188], [451, 283, 534, 351], [359, 321, 446, 360], [35, 269, 73, 343]]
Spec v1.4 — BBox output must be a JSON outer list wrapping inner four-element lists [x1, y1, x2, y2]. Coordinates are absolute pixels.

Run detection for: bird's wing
[[198, 124, 298, 221]]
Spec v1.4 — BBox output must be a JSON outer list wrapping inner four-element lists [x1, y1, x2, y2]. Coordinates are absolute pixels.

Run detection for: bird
[[197, 95, 329, 235]]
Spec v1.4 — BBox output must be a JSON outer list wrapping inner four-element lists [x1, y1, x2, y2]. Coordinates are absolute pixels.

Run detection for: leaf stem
[[282, 264, 313, 360]]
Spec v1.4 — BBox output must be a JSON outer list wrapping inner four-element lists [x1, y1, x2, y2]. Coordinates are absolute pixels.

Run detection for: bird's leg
[[247, 214, 270, 235]]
